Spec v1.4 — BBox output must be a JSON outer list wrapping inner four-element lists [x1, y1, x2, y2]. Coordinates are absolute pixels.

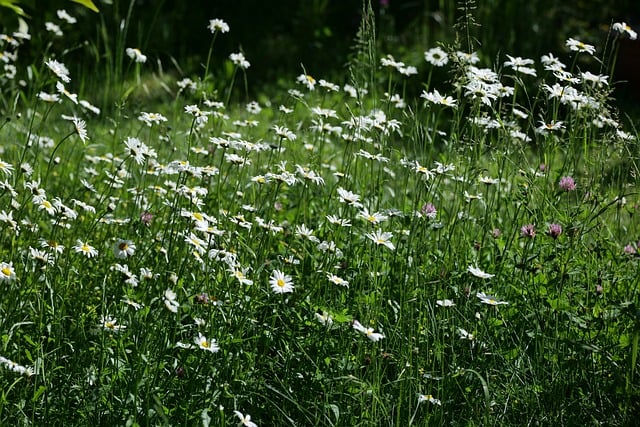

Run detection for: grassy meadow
[[1, 3, 640, 426]]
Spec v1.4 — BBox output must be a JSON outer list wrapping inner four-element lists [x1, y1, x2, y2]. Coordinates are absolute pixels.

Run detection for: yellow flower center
[[118, 242, 128, 251], [277, 279, 285, 288], [1, 266, 11, 276]]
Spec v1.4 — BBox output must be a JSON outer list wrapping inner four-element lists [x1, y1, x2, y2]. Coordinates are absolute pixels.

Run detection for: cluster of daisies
[[418, 37, 636, 145]]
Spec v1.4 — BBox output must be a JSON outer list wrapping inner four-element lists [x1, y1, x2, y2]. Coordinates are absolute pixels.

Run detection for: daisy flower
[[336, 187, 362, 208], [381, 54, 403, 70], [418, 394, 442, 405], [71, 116, 88, 143], [398, 64, 418, 76], [455, 50, 480, 64], [229, 52, 250, 69], [56, 81, 78, 104], [315, 311, 334, 326], [318, 79, 340, 91], [273, 125, 297, 141], [269, 270, 294, 294], [113, 239, 136, 259], [388, 93, 406, 108], [45, 22, 63, 36], [56, 9, 76, 24], [73, 240, 98, 258], [230, 266, 253, 285], [616, 130, 635, 141], [164, 288, 180, 313], [326, 215, 351, 227], [0, 262, 16, 282], [138, 112, 168, 127], [463, 80, 497, 106], [476, 291, 509, 306], [126, 47, 147, 63], [536, 120, 564, 135], [352, 320, 385, 342], [327, 273, 349, 287], [458, 328, 475, 340], [100, 315, 126, 332], [365, 229, 395, 250], [208, 18, 230, 33], [358, 208, 389, 225], [123, 136, 156, 165], [436, 299, 455, 307], [295, 166, 325, 186], [424, 47, 449, 66], [195, 333, 220, 353], [122, 296, 143, 310], [0, 159, 14, 177], [420, 89, 457, 108], [468, 66, 499, 83], [541, 53, 565, 71], [478, 175, 499, 185], [294, 224, 320, 243], [0, 210, 18, 230], [79, 99, 101, 115], [566, 38, 596, 55], [45, 58, 70, 82], [296, 73, 316, 90], [467, 265, 494, 279], [503, 55, 537, 76], [38, 92, 60, 103], [581, 71, 608, 86], [612, 22, 637, 40], [464, 191, 483, 203], [0, 356, 34, 376], [40, 239, 64, 254], [233, 411, 257, 427], [316, 240, 343, 258], [29, 247, 53, 268]]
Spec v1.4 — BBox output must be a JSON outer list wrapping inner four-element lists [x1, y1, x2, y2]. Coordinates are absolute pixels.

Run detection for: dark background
[[2, 0, 640, 100]]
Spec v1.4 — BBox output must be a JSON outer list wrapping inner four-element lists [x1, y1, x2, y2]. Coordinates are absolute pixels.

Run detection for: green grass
[[0, 4, 639, 426]]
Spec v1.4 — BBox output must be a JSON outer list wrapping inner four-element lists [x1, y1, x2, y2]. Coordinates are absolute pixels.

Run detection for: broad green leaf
[[71, 0, 99, 13]]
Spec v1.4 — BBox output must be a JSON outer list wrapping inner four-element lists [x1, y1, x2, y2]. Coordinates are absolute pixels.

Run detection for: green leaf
[[71, 0, 99, 13], [32, 386, 46, 402], [0, 0, 27, 16], [619, 333, 630, 348]]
